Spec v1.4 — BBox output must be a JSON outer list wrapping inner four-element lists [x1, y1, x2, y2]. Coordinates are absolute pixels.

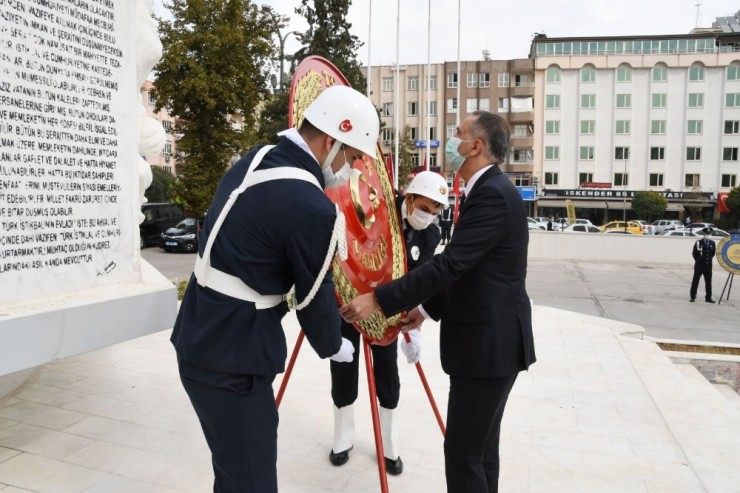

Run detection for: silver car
[[652, 219, 683, 234]]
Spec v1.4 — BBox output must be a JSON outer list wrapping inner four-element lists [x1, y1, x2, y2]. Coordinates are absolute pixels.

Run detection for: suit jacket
[[692, 238, 716, 267], [375, 165, 535, 378]]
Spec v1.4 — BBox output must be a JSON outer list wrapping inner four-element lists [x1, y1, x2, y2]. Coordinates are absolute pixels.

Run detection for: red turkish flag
[[718, 192, 731, 213]]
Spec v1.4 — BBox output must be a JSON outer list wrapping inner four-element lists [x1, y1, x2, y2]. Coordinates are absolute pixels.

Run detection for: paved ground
[[141, 247, 740, 345]]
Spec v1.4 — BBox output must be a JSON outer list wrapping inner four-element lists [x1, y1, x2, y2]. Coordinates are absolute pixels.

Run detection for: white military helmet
[[406, 171, 449, 208], [303, 85, 380, 157]]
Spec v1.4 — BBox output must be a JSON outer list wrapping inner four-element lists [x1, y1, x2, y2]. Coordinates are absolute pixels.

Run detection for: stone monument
[[0, 0, 176, 392]]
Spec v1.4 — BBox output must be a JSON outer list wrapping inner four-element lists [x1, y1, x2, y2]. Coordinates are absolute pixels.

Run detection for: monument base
[[0, 260, 177, 389]]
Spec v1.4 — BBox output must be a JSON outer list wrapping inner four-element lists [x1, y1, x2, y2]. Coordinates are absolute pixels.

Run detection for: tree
[[726, 186, 740, 228], [145, 166, 176, 203], [153, 0, 277, 216], [395, 126, 416, 190], [292, 0, 366, 92], [255, 91, 289, 144], [631, 190, 667, 222]]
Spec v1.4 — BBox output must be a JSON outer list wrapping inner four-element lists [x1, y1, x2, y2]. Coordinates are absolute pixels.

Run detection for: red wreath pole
[[275, 330, 305, 409], [364, 336, 390, 493], [403, 332, 446, 436]]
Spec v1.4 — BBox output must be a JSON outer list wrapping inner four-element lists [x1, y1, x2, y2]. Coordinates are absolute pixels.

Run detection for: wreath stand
[[276, 330, 446, 493], [718, 272, 734, 305]]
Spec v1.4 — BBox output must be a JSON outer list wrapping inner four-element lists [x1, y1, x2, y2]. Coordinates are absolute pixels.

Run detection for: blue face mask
[[445, 137, 472, 171]]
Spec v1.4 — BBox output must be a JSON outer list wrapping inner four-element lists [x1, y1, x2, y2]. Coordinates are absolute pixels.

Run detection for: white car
[[562, 224, 602, 233], [652, 219, 684, 234], [603, 229, 636, 235], [527, 217, 546, 231], [574, 219, 594, 226], [661, 230, 697, 238]]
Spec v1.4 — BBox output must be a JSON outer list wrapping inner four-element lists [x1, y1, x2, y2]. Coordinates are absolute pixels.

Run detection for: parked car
[[140, 203, 185, 248], [652, 219, 684, 234], [534, 216, 550, 226], [160, 218, 200, 253], [600, 220, 643, 235], [685, 222, 716, 232], [562, 224, 602, 233], [574, 219, 594, 226], [661, 230, 697, 237], [528, 217, 546, 231], [603, 229, 636, 235], [634, 220, 652, 234]]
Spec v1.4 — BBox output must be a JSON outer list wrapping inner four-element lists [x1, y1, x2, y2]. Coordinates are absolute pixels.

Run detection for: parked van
[[140, 203, 184, 248]]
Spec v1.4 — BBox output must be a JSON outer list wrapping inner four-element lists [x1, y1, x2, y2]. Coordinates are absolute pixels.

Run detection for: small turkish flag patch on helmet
[[339, 119, 353, 132]]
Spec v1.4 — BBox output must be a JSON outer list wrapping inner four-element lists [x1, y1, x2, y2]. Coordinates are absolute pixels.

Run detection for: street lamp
[[267, 11, 298, 93], [622, 147, 629, 233]]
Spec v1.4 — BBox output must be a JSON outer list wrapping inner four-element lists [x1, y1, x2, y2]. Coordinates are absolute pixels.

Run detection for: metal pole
[[425, 0, 431, 171], [393, 0, 400, 190], [367, 0, 372, 98], [403, 332, 446, 435], [622, 152, 628, 232]]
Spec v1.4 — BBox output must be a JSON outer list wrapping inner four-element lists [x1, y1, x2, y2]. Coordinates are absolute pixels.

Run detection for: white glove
[[330, 337, 355, 363], [400, 329, 422, 364]]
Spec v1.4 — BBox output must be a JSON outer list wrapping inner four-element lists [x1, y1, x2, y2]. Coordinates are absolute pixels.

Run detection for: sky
[[153, 0, 739, 65]]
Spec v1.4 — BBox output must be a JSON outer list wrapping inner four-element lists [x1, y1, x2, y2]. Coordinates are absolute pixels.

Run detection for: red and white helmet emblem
[[339, 119, 353, 132]]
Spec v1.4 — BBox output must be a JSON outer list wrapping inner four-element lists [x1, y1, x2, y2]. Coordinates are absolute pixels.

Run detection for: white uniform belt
[[192, 145, 324, 310]]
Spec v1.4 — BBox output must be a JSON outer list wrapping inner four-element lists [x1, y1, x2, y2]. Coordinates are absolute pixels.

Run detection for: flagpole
[[393, 0, 400, 190], [367, 0, 372, 98], [425, 0, 431, 171]]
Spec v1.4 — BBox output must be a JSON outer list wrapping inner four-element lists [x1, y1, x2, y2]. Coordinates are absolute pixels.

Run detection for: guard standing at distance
[[690, 226, 716, 303], [171, 85, 380, 493]]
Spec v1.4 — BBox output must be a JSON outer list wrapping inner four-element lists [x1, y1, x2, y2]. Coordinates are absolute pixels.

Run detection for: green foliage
[[145, 165, 176, 203], [256, 91, 289, 144], [631, 190, 667, 222], [396, 126, 416, 189], [726, 186, 740, 226], [292, 0, 366, 92], [153, 0, 277, 216]]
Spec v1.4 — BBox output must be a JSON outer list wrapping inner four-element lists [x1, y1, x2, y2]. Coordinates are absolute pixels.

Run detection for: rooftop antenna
[[482, 48, 491, 60], [695, 1, 703, 28]]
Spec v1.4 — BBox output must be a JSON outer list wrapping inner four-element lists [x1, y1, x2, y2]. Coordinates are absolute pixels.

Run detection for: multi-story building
[[363, 58, 535, 190], [140, 80, 178, 175], [530, 11, 740, 221]]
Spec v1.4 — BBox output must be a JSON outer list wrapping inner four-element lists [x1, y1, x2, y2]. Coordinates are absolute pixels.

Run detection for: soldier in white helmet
[[171, 85, 379, 493], [329, 170, 448, 475]]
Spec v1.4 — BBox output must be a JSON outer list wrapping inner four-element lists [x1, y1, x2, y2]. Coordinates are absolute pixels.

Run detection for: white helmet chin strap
[[322, 139, 343, 170]]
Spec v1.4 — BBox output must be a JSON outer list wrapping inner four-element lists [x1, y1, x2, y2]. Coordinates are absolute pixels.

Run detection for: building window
[[428, 154, 437, 168], [446, 124, 455, 138], [579, 172, 593, 184], [410, 154, 419, 167], [545, 94, 560, 109], [480, 72, 491, 88], [447, 98, 457, 113], [466, 98, 478, 113], [425, 101, 437, 115], [163, 143, 172, 157], [614, 173, 629, 186], [514, 125, 528, 137], [499, 97, 510, 111], [579, 146, 595, 160], [685, 174, 700, 187], [651, 120, 666, 134], [382, 102, 393, 116], [615, 120, 630, 134], [721, 174, 737, 187], [545, 146, 560, 160], [381, 128, 393, 144], [726, 93, 740, 107], [514, 175, 530, 186], [686, 147, 701, 160], [580, 94, 596, 108], [408, 76, 418, 91], [689, 64, 704, 81], [409, 127, 418, 140], [687, 120, 703, 134], [545, 172, 559, 185], [649, 173, 664, 186], [447, 73, 458, 88], [467, 72, 478, 88], [579, 120, 595, 134], [652, 65, 667, 82], [497, 72, 508, 87], [425, 75, 437, 90], [514, 74, 530, 87], [148, 91, 156, 105], [688, 93, 704, 108], [513, 149, 533, 163], [725, 120, 740, 134], [428, 127, 437, 140], [162, 120, 172, 133], [651, 93, 667, 108], [616, 64, 631, 82], [723, 147, 739, 161], [728, 63, 740, 81], [407, 102, 418, 116], [546, 67, 561, 83], [382, 77, 393, 91], [581, 66, 596, 83], [650, 147, 665, 160], [616, 94, 631, 108], [614, 146, 630, 160], [478, 98, 490, 111], [545, 120, 560, 134]]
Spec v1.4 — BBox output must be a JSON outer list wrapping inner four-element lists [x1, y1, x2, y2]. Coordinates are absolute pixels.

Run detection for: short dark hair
[[298, 117, 324, 140], [470, 111, 509, 164]]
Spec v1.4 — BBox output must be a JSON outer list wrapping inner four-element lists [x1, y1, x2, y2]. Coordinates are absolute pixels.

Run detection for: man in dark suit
[[340, 111, 536, 493], [690, 226, 716, 303]]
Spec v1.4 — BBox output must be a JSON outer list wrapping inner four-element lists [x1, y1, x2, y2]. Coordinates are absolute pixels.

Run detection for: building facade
[[530, 13, 740, 221], [140, 80, 178, 175]]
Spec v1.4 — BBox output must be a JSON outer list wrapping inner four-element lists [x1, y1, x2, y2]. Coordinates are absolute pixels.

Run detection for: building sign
[[517, 186, 536, 201], [414, 140, 440, 148], [581, 182, 612, 188], [540, 189, 714, 200]]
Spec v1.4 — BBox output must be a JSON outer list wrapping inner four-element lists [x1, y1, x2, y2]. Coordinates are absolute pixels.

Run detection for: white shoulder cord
[[290, 205, 348, 311]]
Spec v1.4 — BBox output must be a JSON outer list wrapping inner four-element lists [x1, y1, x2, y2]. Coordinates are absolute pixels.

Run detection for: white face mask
[[321, 141, 352, 189], [407, 199, 437, 230], [703, 235, 710, 240]]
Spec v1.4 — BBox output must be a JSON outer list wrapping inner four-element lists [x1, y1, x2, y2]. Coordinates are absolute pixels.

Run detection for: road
[[141, 246, 740, 345]]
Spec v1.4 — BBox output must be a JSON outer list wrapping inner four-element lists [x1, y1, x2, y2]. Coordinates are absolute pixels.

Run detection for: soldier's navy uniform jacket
[[171, 136, 343, 493], [690, 236, 716, 301], [331, 194, 440, 409], [171, 137, 343, 374]]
